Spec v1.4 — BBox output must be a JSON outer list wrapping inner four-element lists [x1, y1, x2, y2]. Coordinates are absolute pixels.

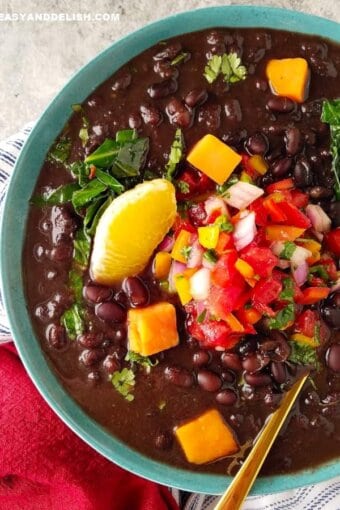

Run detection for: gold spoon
[[214, 371, 309, 510]]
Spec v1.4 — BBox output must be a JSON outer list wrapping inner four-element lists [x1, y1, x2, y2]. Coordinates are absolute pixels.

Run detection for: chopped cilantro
[[289, 341, 319, 369], [268, 303, 295, 330], [180, 245, 192, 261], [165, 129, 185, 181], [176, 180, 190, 194], [197, 309, 207, 323], [309, 265, 329, 281], [111, 368, 135, 402], [203, 249, 218, 264], [217, 175, 239, 196], [125, 351, 158, 372], [204, 53, 247, 84], [170, 52, 188, 66], [280, 242, 296, 260], [279, 278, 295, 303], [215, 214, 234, 233]]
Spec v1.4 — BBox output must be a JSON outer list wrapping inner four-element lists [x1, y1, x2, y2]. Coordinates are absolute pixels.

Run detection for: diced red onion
[[312, 229, 324, 242], [306, 204, 331, 233], [291, 245, 312, 266], [168, 261, 186, 293], [190, 268, 211, 301], [224, 181, 264, 210], [187, 241, 204, 268], [204, 196, 228, 218], [233, 211, 257, 251], [158, 235, 174, 253], [292, 260, 309, 286], [331, 278, 340, 292], [271, 241, 285, 257]]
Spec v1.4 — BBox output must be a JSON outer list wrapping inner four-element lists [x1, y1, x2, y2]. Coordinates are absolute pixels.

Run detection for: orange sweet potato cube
[[187, 134, 242, 185], [128, 302, 179, 356], [266, 58, 310, 103], [174, 409, 239, 464]]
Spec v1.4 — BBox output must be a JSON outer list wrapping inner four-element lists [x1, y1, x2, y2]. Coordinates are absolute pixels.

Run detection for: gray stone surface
[[0, 0, 339, 138]]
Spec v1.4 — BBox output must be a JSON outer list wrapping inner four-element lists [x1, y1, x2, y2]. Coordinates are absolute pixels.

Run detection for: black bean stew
[[23, 28, 340, 475]]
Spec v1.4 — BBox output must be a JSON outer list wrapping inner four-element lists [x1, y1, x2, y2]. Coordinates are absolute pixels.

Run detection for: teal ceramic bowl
[[1, 5, 339, 495]]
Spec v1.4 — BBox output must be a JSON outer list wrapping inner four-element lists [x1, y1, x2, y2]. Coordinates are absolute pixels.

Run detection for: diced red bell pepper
[[206, 209, 222, 225], [319, 255, 338, 281], [249, 197, 268, 226], [294, 309, 319, 338], [173, 215, 196, 237], [263, 198, 288, 223], [325, 228, 340, 257], [252, 278, 283, 305], [211, 251, 239, 287], [277, 201, 311, 229], [266, 178, 294, 194], [296, 286, 330, 305], [215, 232, 234, 254], [241, 246, 279, 278], [208, 283, 247, 319], [241, 153, 258, 179], [290, 189, 309, 208], [236, 307, 262, 325]]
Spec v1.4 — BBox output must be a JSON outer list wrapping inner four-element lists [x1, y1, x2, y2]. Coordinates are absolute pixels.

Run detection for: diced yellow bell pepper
[[265, 226, 305, 242], [174, 409, 239, 465], [249, 155, 268, 175], [171, 230, 192, 263], [198, 225, 220, 249], [128, 302, 179, 356], [224, 312, 244, 333], [290, 333, 318, 348], [235, 258, 255, 279], [297, 239, 322, 265], [175, 274, 192, 305], [240, 171, 253, 184], [187, 134, 242, 185], [153, 251, 172, 280]]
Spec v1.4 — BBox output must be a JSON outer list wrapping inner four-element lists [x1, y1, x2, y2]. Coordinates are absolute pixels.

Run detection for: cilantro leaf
[[203, 249, 218, 264], [215, 214, 234, 233], [180, 245, 192, 261], [197, 309, 207, 323], [280, 242, 296, 260], [321, 99, 340, 200], [268, 303, 295, 330], [125, 351, 158, 372], [309, 265, 329, 281], [176, 180, 190, 194], [279, 278, 295, 302], [47, 138, 71, 164], [61, 303, 84, 340], [204, 55, 222, 84], [289, 341, 319, 369], [204, 53, 247, 85], [170, 52, 188, 66], [111, 368, 135, 401], [165, 129, 185, 181]]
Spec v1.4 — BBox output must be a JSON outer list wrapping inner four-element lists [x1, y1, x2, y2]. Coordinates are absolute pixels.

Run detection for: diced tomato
[[252, 278, 283, 306], [319, 255, 338, 281], [294, 309, 318, 338], [278, 201, 311, 229], [176, 168, 215, 200], [249, 197, 268, 226], [266, 178, 294, 194], [290, 189, 309, 208], [263, 198, 287, 223], [173, 215, 196, 237], [241, 246, 278, 278], [208, 284, 247, 318], [236, 307, 262, 325], [206, 209, 222, 224], [296, 286, 330, 305], [211, 251, 239, 287], [325, 228, 340, 257], [199, 321, 240, 349], [215, 232, 234, 254], [309, 276, 327, 287]]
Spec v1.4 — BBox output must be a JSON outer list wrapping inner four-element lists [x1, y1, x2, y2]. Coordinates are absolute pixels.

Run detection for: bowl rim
[[1, 4, 340, 496]]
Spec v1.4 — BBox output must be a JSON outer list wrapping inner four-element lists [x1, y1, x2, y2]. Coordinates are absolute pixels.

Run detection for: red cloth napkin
[[0, 343, 179, 510]]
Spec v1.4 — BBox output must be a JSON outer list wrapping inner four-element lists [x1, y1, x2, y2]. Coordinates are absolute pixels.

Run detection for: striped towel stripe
[[0, 123, 339, 509]]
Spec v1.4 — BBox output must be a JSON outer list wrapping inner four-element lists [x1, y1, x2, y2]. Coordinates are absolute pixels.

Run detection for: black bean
[[80, 348, 105, 367], [184, 88, 208, 108], [128, 113, 142, 129], [46, 323, 67, 350], [244, 372, 272, 387], [321, 306, 340, 329], [260, 334, 291, 362], [245, 132, 268, 155], [51, 206, 78, 238], [112, 72, 132, 91], [166, 98, 192, 128], [221, 352, 242, 371], [271, 362, 287, 384], [221, 370, 235, 383], [326, 344, 340, 372], [123, 277, 149, 307], [153, 60, 179, 79], [294, 157, 312, 187], [285, 127, 302, 156], [309, 56, 337, 78], [271, 157, 292, 177], [192, 350, 211, 368], [255, 78, 268, 91], [87, 371, 101, 384], [216, 389, 237, 406], [309, 186, 333, 199], [242, 353, 270, 373], [155, 431, 173, 450], [301, 41, 328, 59], [164, 366, 194, 388], [238, 336, 258, 356], [207, 30, 225, 45], [95, 301, 126, 323], [111, 345, 127, 361], [197, 369, 222, 392], [147, 78, 178, 99], [153, 42, 182, 61], [113, 325, 127, 343], [140, 104, 163, 126], [329, 202, 340, 228], [49, 243, 73, 262], [266, 96, 295, 113], [103, 354, 121, 374], [224, 99, 242, 122], [78, 332, 104, 348], [84, 285, 113, 304], [197, 104, 221, 131], [206, 42, 226, 58], [266, 146, 283, 163]]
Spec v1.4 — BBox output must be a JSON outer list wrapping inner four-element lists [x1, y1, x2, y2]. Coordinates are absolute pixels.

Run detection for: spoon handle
[[214, 372, 309, 510]]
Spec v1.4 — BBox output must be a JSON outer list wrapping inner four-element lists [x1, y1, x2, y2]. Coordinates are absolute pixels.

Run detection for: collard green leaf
[[85, 195, 113, 236], [115, 129, 137, 143], [85, 138, 119, 168], [30, 183, 79, 206], [73, 228, 91, 268], [111, 138, 149, 178], [95, 168, 125, 194], [71, 179, 107, 211], [165, 129, 184, 181], [47, 138, 71, 164], [321, 99, 340, 200], [70, 161, 90, 186], [69, 269, 83, 302], [61, 303, 83, 340]]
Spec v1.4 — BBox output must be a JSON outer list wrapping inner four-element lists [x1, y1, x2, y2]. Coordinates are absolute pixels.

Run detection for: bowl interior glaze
[[1, 5, 339, 495]]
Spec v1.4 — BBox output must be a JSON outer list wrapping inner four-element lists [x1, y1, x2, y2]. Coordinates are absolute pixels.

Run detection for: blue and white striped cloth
[[0, 125, 339, 509]]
